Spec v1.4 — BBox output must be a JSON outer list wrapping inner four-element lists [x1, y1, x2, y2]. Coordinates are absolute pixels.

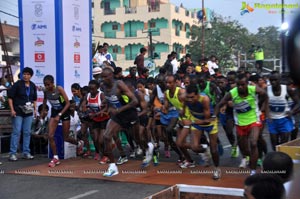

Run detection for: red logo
[[35, 53, 45, 62], [74, 53, 80, 63]]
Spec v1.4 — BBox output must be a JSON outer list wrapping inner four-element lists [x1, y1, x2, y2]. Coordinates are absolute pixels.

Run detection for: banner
[[19, 0, 91, 100], [19, 0, 56, 102]]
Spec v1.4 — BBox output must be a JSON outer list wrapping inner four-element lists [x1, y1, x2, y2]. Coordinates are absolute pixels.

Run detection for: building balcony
[[125, 7, 137, 14], [104, 9, 116, 15]]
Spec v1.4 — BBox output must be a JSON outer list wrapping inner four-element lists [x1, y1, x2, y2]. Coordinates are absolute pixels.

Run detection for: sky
[[170, 0, 299, 33], [0, 0, 299, 33]]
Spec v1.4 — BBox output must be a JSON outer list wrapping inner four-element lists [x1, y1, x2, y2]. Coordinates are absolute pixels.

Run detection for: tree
[[189, 13, 280, 72]]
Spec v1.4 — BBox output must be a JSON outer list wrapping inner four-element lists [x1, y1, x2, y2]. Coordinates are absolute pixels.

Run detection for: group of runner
[[40, 61, 299, 181]]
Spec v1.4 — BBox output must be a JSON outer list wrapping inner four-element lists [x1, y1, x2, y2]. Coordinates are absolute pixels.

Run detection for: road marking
[[68, 190, 99, 199]]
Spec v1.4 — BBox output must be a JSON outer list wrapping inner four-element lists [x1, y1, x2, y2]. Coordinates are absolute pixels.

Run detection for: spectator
[[207, 55, 219, 76], [162, 54, 174, 75], [253, 45, 264, 75], [134, 47, 147, 76], [170, 51, 179, 75], [114, 67, 124, 80], [180, 53, 195, 74], [8, 67, 37, 161], [244, 173, 285, 199], [263, 151, 294, 193], [31, 104, 49, 154]]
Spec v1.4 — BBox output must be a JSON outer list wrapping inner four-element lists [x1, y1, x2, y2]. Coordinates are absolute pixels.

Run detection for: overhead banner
[[19, 0, 56, 102], [19, 0, 91, 99]]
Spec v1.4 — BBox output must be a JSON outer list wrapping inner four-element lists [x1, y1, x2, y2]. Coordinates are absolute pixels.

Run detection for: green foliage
[[189, 13, 281, 70]]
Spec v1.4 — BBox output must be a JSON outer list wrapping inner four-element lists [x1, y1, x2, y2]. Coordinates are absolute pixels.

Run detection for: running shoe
[[82, 151, 91, 158], [213, 168, 221, 180], [246, 156, 250, 165], [136, 147, 143, 156], [103, 164, 119, 177], [77, 140, 84, 155], [180, 160, 196, 169], [48, 158, 60, 167], [250, 170, 256, 176], [231, 146, 239, 158], [99, 156, 110, 164], [153, 155, 159, 166], [94, 153, 100, 160], [239, 158, 247, 169], [257, 158, 262, 167], [129, 151, 136, 158], [116, 156, 128, 165]]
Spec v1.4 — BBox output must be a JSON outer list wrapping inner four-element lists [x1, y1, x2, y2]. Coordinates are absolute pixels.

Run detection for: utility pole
[[281, 0, 286, 72], [143, 28, 158, 59], [201, 0, 205, 59]]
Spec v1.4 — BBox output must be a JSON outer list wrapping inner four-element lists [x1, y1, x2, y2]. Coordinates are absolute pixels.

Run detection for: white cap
[[92, 67, 102, 75]]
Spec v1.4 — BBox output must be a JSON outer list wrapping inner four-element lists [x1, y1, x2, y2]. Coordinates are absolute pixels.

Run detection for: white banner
[[21, 0, 56, 103], [62, 0, 91, 98]]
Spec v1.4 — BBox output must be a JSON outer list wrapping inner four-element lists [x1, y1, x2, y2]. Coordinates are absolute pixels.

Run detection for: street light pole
[[201, 0, 205, 59], [281, 0, 286, 72]]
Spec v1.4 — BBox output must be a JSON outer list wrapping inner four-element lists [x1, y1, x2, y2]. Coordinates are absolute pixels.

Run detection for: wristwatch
[[58, 113, 62, 117]]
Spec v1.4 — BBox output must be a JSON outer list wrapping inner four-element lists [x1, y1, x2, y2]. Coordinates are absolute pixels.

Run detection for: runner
[[100, 67, 140, 177], [266, 71, 299, 150], [215, 73, 268, 175], [42, 75, 83, 167], [183, 84, 221, 179]]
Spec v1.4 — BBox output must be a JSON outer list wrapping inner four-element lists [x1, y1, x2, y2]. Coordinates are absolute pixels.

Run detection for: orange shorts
[[236, 122, 262, 136]]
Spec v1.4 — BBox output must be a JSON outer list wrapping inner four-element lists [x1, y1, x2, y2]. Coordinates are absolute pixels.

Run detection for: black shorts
[[51, 108, 70, 121], [139, 115, 149, 127], [90, 119, 108, 130], [111, 109, 138, 128]]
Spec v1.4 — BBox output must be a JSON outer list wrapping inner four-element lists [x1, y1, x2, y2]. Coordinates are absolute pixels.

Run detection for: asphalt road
[[0, 125, 273, 199]]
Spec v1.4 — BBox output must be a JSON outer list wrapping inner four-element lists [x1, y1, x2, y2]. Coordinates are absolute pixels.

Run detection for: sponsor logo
[[34, 3, 43, 17], [74, 70, 80, 78], [72, 24, 82, 32], [35, 37, 44, 46], [74, 39, 80, 48], [31, 24, 47, 30], [74, 6, 79, 20], [74, 53, 80, 63], [35, 52, 45, 62], [240, 2, 254, 15], [35, 69, 45, 78]]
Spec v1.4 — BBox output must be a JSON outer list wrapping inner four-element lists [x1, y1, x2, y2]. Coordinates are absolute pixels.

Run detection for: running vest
[[166, 87, 183, 110], [45, 87, 65, 110], [103, 81, 130, 109], [267, 85, 290, 119], [230, 85, 260, 126], [87, 92, 109, 122], [186, 95, 211, 127]]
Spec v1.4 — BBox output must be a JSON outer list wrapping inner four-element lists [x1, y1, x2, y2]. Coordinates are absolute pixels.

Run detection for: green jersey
[[230, 85, 260, 126]]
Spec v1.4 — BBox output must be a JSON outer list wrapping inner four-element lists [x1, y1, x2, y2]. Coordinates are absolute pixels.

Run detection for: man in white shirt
[[93, 45, 108, 66], [207, 55, 219, 76], [170, 51, 178, 75]]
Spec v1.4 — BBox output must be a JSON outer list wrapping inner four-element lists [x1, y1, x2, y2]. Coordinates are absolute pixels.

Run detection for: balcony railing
[[104, 9, 116, 15], [104, 31, 116, 38], [125, 7, 137, 14], [125, 31, 137, 37]]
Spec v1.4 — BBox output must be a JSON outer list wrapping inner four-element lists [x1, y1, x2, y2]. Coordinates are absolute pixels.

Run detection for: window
[[113, 47, 119, 53], [150, 22, 156, 28], [112, 24, 118, 30]]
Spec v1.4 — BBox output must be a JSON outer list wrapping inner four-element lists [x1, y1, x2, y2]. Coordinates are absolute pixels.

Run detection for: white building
[[92, 0, 200, 69]]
